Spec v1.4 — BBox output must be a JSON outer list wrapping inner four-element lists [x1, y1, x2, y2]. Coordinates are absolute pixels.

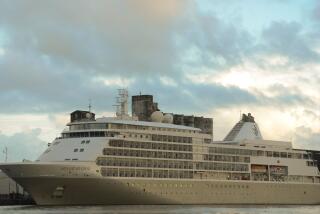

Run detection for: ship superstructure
[[1, 90, 320, 205]]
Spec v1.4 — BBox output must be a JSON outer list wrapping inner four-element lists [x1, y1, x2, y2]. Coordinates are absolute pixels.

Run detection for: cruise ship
[[1, 89, 320, 205]]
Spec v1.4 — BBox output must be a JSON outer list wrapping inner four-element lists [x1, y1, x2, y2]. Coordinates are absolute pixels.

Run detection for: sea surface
[[0, 205, 320, 214]]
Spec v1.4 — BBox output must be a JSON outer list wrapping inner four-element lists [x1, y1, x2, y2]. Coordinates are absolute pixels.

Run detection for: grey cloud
[[0, 0, 255, 114], [0, 70, 260, 115], [178, 12, 253, 70], [0, 53, 315, 115], [312, 1, 320, 21], [0, 129, 47, 162], [0, 0, 193, 114], [306, 2, 320, 52], [258, 84, 316, 107], [0, 0, 255, 78], [0, 48, 117, 113], [0, 0, 318, 116], [260, 21, 319, 63], [129, 77, 258, 114], [0, 0, 185, 77], [135, 76, 314, 115]]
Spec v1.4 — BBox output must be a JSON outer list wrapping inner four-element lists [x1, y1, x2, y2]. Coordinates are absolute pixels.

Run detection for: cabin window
[[257, 150, 264, 156], [280, 152, 287, 158], [80, 148, 84, 152], [266, 151, 272, 157], [74, 148, 78, 152], [292, 153, 302, 159]]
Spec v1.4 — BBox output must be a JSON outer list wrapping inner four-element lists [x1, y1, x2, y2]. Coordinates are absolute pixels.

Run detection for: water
[[1, 205, 320, 214]]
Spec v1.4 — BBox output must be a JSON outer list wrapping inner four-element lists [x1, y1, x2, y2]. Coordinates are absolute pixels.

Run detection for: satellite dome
[[86, 112, 92, 119], [151, 111, 163, 122], [163, 114, 173, 123]]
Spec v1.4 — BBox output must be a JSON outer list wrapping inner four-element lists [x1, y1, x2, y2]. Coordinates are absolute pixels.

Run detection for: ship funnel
[[223, 113, 263, 141]]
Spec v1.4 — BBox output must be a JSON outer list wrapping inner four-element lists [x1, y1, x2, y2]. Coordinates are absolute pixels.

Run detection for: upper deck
[[67, 117, 201, 132]]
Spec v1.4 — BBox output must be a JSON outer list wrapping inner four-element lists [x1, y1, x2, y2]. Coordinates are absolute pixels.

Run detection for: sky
[[0, 0, 319, 162]]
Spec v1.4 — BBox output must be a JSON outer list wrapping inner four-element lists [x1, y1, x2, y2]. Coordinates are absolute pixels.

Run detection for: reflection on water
[[1, 205, 320, 214]]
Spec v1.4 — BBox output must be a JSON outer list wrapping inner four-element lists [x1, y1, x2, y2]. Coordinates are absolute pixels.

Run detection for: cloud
[[0, 0, 319, 158], [0, 0, 189, 113], [177, 10, 253, 71], [0, 129, 47, 162], [259, 21, 319, 64], [293, 126, 320, 150], [253, 83, 316, 108], [1, 0, 316, 116], [312, 1, 320, 21], [0, 0, 187, 77], [0, 0, 289, 115], [129, 78, 258, 114]]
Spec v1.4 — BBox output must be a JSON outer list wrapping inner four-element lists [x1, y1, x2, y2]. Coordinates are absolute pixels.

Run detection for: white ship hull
[[2, 163, 320, 205]]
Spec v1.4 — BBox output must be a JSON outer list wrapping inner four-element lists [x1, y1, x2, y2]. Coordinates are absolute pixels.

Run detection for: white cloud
[[293, 126, 320, 150], [0, 114, 61, 141], [160, 76, 178, 87], [0, 129, 47, 162], [0, 47, 5, 56], [92, 76, 135, 88], [267, 54, 289, 66]]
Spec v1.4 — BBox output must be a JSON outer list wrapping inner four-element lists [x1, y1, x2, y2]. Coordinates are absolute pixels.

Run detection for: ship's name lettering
[[61, 167, 90, 171]]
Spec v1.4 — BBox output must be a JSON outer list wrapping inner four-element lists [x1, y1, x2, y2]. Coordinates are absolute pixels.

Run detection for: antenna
[[3, 147, 8, 162], [113, 89, 129, 117], [88, 98, 92, 112]]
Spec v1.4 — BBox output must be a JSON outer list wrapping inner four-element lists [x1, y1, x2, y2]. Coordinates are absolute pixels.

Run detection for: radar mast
[[114, 89, 129, 118]]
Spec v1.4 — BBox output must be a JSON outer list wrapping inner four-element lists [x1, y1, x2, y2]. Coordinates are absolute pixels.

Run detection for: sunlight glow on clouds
[[93, 77, 135, 88], [160, 76, 178, 87], [0, 114, 66, 142], [0, 47, 5, 56]]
